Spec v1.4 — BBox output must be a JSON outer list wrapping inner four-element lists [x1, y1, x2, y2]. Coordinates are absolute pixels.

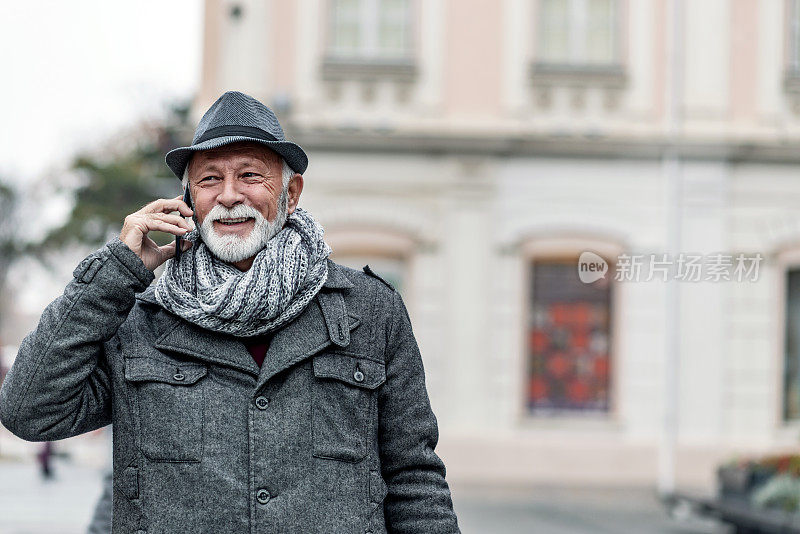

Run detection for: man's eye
[[242, 172, 259, 178], [200, 176, 219, 182]]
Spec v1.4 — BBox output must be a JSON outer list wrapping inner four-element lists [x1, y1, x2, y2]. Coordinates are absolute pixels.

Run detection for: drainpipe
[[658, 0, 684, 496]]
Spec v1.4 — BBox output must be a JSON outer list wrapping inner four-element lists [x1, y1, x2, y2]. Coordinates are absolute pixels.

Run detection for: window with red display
[[527, 258, 612, 414], [784, 268, 800, 421]]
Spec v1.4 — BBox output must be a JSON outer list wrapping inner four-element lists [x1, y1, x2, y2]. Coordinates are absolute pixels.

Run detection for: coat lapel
[[139, 260, 359, 388], [255, 260, 359, 390], [154, 313, 261, 376]]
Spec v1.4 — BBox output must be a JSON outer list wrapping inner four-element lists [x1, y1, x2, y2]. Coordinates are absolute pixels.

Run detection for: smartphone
[[175, 187, 193, 260]]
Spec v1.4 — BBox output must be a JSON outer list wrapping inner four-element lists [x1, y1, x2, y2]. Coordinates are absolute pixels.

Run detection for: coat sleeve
[[0, 238, 154, 441], [378, 289, 461, 534]]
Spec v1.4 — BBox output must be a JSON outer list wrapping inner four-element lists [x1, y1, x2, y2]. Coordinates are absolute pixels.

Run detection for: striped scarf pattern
[[154, 207, 331, 337]]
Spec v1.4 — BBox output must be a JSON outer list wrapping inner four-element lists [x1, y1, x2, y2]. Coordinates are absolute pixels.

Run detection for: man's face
[[186, 142, 296, 267]]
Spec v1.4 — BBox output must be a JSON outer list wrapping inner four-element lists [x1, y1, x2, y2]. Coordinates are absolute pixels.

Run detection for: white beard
[[199, 200, 288, 264]]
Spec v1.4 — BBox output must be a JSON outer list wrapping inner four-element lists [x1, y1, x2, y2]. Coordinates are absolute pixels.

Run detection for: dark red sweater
[[243, 335, 272, 367]]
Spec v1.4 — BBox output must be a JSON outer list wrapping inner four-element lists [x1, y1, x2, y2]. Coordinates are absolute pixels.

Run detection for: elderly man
[[0, 91, 460, 533]]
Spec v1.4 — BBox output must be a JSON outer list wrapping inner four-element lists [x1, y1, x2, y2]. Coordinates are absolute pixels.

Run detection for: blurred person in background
[[0, 91, 460, 533], [36, 441, 55, 480]]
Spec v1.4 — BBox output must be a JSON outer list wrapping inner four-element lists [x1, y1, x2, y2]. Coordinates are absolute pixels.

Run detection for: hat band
[[195, 125, 279, 144]]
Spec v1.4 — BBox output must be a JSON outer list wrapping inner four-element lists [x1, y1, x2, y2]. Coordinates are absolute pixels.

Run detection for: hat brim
[[165, 135, 308, 179]]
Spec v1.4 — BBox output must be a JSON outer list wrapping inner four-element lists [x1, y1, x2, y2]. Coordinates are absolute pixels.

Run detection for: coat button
[[254, 396, 269, 410], [256, 488, 271, 504], [173, 372, 185, 381], [353, 369, 365, 383]]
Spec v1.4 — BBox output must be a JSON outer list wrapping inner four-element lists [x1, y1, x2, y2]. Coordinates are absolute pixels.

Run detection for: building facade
[[196, 0, 800, 490]]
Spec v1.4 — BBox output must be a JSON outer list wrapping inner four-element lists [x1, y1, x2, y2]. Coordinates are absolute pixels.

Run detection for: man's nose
[[217, 177, 245, 207]]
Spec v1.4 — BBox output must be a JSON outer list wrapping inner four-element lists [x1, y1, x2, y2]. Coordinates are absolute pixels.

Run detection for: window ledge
[[529, 62, 627, 88], [517, 413, 621, 433], [321, 57, 418, 83]]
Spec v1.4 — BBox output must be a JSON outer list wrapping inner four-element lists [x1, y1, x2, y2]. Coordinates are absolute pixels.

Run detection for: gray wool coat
[[0, 239, 460, 534]]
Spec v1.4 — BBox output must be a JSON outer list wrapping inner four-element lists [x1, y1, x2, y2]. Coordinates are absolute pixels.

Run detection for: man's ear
[[287, 173, 304, 215]]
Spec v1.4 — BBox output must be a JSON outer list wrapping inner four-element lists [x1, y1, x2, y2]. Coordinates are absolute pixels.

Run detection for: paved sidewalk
[[0, 459, 728, 533], [451, 484, 728, 534], [0, 460, 105, 534]]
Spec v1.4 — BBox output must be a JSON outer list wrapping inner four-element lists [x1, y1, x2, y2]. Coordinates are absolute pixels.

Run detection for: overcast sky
[[0, 1, 204, 181]]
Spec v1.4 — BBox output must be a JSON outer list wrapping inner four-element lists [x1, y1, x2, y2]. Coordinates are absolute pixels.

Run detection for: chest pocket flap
[[124, 357, 207, 385], [124, 357, 207, 463], [311, 352, 386, 462], [312, 353, 386, 390]]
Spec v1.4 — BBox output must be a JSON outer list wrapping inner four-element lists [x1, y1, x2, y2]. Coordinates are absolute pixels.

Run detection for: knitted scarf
[[154, 207, 331, 337]]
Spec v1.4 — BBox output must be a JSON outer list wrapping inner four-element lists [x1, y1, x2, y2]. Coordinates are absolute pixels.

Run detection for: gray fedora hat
[[165, 91, 308, 179]]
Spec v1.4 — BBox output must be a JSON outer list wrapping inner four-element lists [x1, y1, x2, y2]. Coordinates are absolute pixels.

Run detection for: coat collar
[[322, 258, 354, 289], [135, 259, 360, 387]]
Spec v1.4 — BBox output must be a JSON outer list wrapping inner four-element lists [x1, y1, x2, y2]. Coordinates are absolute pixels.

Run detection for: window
[[332, 253, 407, 295], [785, 0, 800, 95], [328, 0, 413, 60], [537, 0, 619, 66], [325, 226, 416, 297], [527, 258, 612, 414], [784, 269, 800, 420], [790, 0, 800, 73]]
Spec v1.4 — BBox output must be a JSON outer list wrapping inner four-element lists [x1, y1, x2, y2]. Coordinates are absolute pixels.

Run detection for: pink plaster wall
[[730, 0, 758, 122], [443, 0, 503, 118]]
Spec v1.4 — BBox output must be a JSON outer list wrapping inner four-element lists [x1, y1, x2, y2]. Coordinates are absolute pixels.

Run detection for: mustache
[[205, 204, 264, 222]]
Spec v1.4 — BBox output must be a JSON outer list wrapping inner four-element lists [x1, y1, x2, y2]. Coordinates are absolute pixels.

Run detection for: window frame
[[774, 246, 800, 435], [326, 0, 416, 62], [784, 0, 800, 94], [321, 0, 419, 83], [535, 0, 621, 67], [529, 0, 627, 90], [783, 266, 800, 421], [788, 0, 800, 73], [325, 225, 416, 307], [516, 235, 623, 426]]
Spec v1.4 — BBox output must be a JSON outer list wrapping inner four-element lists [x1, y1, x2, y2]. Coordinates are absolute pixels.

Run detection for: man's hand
[[119, 196, 195, 272]]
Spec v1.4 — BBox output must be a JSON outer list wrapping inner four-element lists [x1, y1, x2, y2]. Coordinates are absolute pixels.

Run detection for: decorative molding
[[529, 62, 627, 89], [320, 57, 418, 83], [314, 200, 438, 250], [325, 227, 417, 258], [529, 63, 627, 112], [499, 227, 630, 257], [290, 128, 800, 164], [761, 211, 800, 257]]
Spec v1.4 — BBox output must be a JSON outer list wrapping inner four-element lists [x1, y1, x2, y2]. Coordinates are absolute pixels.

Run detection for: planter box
[[718, 464, 775, 504]]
